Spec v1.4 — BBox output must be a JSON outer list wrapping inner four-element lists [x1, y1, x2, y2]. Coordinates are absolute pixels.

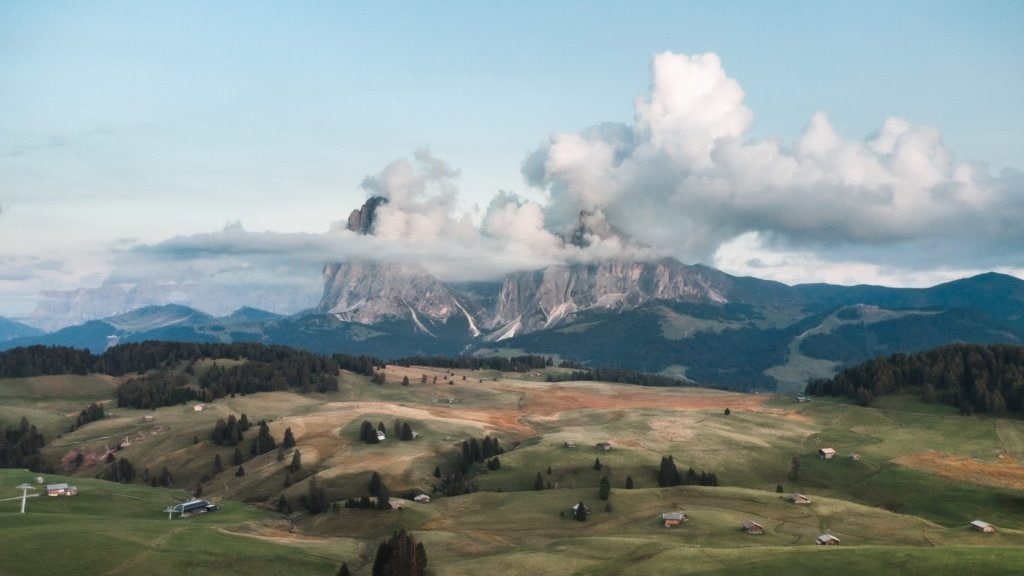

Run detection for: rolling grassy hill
[[4, 360, 1024, 574]]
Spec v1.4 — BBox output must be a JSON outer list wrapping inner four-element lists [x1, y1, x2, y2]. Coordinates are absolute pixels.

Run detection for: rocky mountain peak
[[346, 196, 389, 235]]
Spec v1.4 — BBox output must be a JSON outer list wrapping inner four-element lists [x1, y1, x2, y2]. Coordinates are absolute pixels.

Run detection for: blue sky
[[1, 1, 1022, 319]]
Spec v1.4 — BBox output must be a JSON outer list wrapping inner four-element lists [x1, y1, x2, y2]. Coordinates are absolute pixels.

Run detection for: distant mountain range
[[3, 197, 1022, 392]]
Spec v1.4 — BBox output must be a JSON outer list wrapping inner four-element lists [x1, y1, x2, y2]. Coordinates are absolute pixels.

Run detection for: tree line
[[805, 343, 1024, 414]]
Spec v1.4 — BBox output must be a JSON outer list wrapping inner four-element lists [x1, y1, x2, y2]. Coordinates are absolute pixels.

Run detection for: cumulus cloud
[[524, 51, 1024, 275], [86, 51, 1024, 313]]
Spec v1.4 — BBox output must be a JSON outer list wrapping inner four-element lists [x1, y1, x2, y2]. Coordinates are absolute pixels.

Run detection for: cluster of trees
[[198, 355, 338, 397], [0, 416, 51, 472], [0, 345, 93, 377], [371, 529, 427, 576], [74, 402, 105, 429], [805, 344, 1024, 414], [458, 435, 504, 472], [547, 367, 684, 388], [391, 419, 416, 441], [393, 354, 552, 373], [117, 370, 201, 409], [100, 457, 135, 483], [250, 421, 277, 456], [300, 476, 330, 514], [657, 455, 719, 487], [211, 414, 250, 446], [359, 421, 386, 443]]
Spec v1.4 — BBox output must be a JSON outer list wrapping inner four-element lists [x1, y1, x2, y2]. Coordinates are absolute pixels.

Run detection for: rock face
[[317, 256, 742, 339], [346, 196, 389, 235], [484, 258, 732, 339], [319, 260, 479, 335]]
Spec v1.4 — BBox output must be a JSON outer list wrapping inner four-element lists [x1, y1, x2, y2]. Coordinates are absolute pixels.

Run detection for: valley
[[3, 356, 1024, 575]]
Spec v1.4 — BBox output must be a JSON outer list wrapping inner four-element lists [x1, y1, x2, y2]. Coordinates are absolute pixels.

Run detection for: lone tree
[[433, 465, 442, 478], [282, 427, 296, 449], [598, 476, 611, 500], [235, 465, 245, 477], [402, 375, 410, 386], [336, 562, 351, 576], [724, 407, 731, 415], [573, 501, 588, 522], [369, 471, 383, 497], [289, 449, 302, 472], [593, 457, 602, 471], [401, 422, 414, 441], [232, 447, 244, 466], [533, 471, 545, 491], [625, 475, 634, 489], [788, 455, 801, 482]]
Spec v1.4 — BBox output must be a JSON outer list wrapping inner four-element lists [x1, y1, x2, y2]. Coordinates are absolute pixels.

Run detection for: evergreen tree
[[376, 483, 390, 510], [625, 475, 634, 489], [232, 446, 244, 466], [433, 465, 441, 478], [593, 457, 602, 471], [239, 413, 250, 431], [159, 466, 173, 487], [235, 465, 245, 477], [369, 471, 383, 497], [598, 476, 611, 500], [289, 449, 302, 472], [360, 420, 379, 444], [282, 427, 296, 449], [401, 422, 414, 441], [402, 375, 410, 386], [371, 529, 425, 576], [573, 501, 588, 522], [787, 455, 800, 482], [534, 471, 544, 491], [212, 453, 223, 473], [277, 494, 292, 514], [251, 420, 277, 456], [776, 484, 784, 493], [336, 562, 351, 576], [724, 407, 731, 415]]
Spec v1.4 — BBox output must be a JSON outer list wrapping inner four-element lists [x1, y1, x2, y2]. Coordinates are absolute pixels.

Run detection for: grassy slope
[[6, 365, 1024, 575]]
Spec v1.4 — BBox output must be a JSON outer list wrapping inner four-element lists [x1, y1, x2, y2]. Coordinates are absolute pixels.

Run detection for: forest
[[805, 343, 1024, 414]]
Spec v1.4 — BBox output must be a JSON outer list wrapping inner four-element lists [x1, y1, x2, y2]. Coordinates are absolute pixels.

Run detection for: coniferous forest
[[805, 344, 1024, 414]]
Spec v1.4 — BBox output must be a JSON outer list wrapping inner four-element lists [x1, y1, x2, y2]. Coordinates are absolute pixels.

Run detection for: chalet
[[193, 404, 205, 412], [414, 494, 431, 503], [741, 520, 764, 534], [661, 511, 688, 527], [46, 483, 77, 497], [816, 534, 841, 545], [376, 430, 387, 441], [789, 493, 812, 505], [595, 442, 612, 452], [818, 448, 837, 460], [971, 520, 996, 533], [169, 499, 217, 517], [563, 441, 577, 448]]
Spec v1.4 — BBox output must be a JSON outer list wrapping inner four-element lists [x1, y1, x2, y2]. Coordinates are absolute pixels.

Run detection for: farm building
[[795, 395, 810, 403], [46, 483, 77, 496], [595, 442, 612, 452], [816, 534, 841, 545], [741, 520, 764, 534], [563, 441, 577, 448], [414, 494, 431, 503], [168, 499, 217, 518], [661, 511, 688, 527], [789, 493, 812, 505], [376, 430, 387, 441], [193, 404, 205, 412], [818, 448, 837, 459], [971, 520, 996, 533]]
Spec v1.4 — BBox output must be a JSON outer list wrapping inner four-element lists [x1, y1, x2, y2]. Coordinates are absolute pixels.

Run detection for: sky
[[1, 1, 1022, 320]]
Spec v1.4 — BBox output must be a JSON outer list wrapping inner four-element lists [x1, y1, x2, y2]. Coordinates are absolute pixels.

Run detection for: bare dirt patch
[[893, 450, 1024, 491]]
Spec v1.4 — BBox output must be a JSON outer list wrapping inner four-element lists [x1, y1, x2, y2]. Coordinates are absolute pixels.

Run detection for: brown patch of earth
[[893, 450, 1024, 491]]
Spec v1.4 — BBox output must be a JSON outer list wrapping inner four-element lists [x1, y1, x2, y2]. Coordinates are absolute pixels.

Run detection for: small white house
[[818, 448, 837, 460], [376, 430, 387, 441], [414, 494, 431, 503], [193, 404, 205, 412]]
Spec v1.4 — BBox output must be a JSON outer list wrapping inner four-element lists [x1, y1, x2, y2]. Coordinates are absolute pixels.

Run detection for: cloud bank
[[67, 51, 1024, 321]]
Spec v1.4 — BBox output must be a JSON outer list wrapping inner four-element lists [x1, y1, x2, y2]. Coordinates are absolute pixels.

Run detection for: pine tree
[[235, 465, 245, 477], [593, 457, 602, 471], [573, 501, 588, 522], [534, 471, 544, 491], [369, 471, 383, 497], [289, 449, 302, 472], [433, 465, 442, 478], [212, 453, 223, 473], [401, 422, 414, 441], [232, 446, 244, 466], [598, 476, 610, 500], [625, 475, 634, 489], [336, 562, 351, 576], [402, 375, 410, 386], [282, 427, 296, 449], [251, 420, 277, 456], [788, 455, 800, 482], [159, 466, 173, 487]]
